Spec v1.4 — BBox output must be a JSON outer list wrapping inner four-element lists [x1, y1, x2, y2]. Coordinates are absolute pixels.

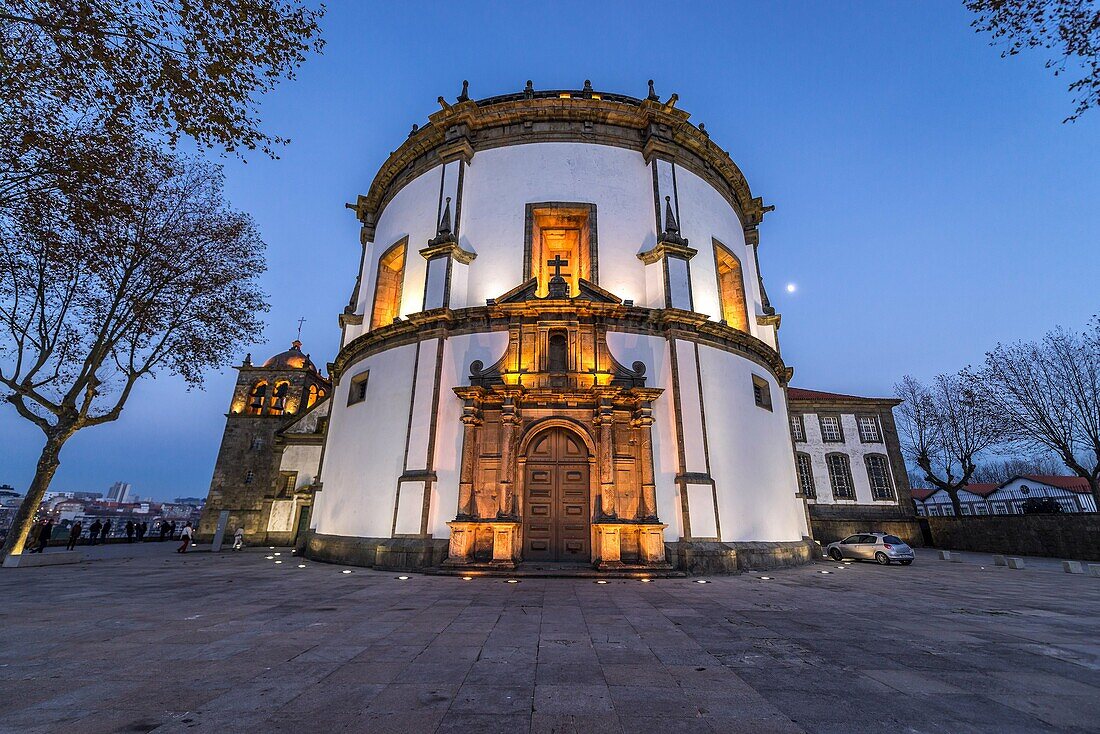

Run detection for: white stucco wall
[[278, 445, 322, 489], [311, 344, 416, 537], [697, 346, 808, 542], [795, 412, 898, 506]]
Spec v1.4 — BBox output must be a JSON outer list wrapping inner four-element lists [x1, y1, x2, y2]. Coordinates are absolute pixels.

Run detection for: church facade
[[303, 82, 820, 573]]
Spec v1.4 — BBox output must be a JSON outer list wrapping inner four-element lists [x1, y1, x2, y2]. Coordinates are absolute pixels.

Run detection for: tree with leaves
[[973, 319, 1100, 509], [0, 149, 267, 556], [967, 0, 1100, 122], [895, 373, 1003, 516]]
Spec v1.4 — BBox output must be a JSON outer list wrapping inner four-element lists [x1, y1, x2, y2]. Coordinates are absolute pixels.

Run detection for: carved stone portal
[[443, 280, 669, 571]]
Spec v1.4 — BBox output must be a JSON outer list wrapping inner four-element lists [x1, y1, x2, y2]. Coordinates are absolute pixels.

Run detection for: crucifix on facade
[[546, 254, 571, 298]]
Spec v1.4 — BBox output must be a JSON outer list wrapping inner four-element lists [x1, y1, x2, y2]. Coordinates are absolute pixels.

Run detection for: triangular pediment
[[493, 278, 622, 305]]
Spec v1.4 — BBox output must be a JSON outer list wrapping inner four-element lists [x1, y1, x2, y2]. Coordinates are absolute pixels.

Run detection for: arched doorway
[[522, 427, 591, 561]]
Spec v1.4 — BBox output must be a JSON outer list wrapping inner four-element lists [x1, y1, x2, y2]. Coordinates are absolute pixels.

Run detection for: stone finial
[[658, 196, 689, 247], [408, 123, 419, 137], [664, 196, 680, 235], [647, 79, 658, 101], [457, 80, 470, 103], [524, 80, 534, 98], [428, 197, 457, 247], [665, 93, 679, 109], [582, 79, 593, 93], [243, 353, 252, 367], [698, 122, 709, 137]]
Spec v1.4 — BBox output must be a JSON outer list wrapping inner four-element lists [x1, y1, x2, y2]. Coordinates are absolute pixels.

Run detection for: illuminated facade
[[305, 83, 815, 573]]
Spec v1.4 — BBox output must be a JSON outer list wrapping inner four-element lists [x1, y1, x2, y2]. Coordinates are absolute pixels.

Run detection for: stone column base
[[443, 520, 522, 570], [592, 522, 670, 570]]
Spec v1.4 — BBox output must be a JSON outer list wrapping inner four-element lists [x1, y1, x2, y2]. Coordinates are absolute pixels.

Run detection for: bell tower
[[198, 341, 331, 544]]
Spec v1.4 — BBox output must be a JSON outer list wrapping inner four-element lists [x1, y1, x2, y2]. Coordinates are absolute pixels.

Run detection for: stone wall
[[924, 514, 1100, 561]]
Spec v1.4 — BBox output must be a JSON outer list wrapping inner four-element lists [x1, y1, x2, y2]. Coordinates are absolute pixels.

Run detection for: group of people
[[26, 518, 195, 554]]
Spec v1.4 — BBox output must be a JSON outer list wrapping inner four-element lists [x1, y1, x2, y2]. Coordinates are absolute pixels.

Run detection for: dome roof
[[261, 341, 318, 373]]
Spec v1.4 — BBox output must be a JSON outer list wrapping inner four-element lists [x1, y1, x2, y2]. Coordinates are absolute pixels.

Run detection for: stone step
[[427, 563, 686, 579]]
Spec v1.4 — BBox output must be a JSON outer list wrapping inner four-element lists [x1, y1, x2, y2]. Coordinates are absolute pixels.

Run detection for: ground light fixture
[[274, 560, 282, 564], [298, 564, 306, 568], [639, 578, 653, 583], [269, 546, 275, 550], [820, 570, 831, 574], [265, 556, 274, 560], [595, 580, 608, 584], [274, 552, 281, 556], [694, 579, 708, 584], [341, 569, 353, 574], [506, 579, 519, 584], [759, 576, 772, 580], [462, 576, 474, 581], [396, 575, 409, 580]]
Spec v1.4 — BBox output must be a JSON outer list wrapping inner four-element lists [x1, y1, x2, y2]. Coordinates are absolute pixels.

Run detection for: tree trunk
[[1090, 476, 1100, 514], [1, 432, 71, 557], [945, 487, 963, 517]]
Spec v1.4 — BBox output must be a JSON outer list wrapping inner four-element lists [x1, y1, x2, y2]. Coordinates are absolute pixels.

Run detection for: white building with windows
[[302, 82, 818, 573], [787, 388, 914, 523], [913, 476, 1097, 516]]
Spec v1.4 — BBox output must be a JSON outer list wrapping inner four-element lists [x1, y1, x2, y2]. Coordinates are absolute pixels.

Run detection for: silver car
[[826, 532, 914, 565]]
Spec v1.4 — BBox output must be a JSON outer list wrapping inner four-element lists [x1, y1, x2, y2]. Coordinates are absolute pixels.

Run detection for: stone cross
[[296, 317, 306, 341], [547, 254, 569, 279]]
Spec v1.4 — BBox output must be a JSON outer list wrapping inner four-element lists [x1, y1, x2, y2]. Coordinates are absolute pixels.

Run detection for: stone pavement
[[1, 547, 1098, 734]]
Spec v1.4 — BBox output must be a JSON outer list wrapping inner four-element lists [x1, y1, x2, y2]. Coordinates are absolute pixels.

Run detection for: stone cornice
[[419, 240, 477, 264], [347, 91, 771, 240], [332, 302, 789, 385], [637, 240, 698, 265]]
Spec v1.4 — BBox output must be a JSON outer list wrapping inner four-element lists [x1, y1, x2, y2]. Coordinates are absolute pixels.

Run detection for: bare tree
[[971, 454, 1062, 483], [0, 148, 266, 556], [974, 319, 1100, 508], [895, 373, 1003, 516], [967, 0, 1100, 122]]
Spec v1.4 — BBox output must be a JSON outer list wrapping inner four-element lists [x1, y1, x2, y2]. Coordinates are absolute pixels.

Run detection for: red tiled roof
[[787, 387, 898, 404], [962, 483, 999, 498], [910, 488, 937, 501], [1017, 475, 1092, 494]]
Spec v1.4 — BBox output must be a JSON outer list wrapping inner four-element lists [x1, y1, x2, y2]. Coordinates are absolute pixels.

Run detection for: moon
[[785, 283, 797, 293]]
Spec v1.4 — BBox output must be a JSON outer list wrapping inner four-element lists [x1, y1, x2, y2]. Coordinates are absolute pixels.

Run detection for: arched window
[[247, 382, 268, 415], [795, 453, 816, 499], [865, 454, 895, 500], [270, 381, 290, 415], [306, 384, 320, 409], [713, 240, 749, 332], [370, 238, 407, 330], [826, 453, 855, 500], [548, 332, 568, 373]]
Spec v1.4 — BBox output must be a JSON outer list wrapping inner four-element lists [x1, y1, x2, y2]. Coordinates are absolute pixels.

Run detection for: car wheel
[[829, 548, 843, 561], [900, 559, 913, 566], [875, 552, 890, 565]]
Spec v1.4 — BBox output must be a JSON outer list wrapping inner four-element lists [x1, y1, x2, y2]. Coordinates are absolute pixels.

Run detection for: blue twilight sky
[[2, 1, 1097, 500]]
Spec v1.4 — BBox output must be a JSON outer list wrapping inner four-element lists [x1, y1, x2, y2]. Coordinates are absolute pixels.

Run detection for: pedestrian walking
[[168, 521, 176, 538], [176, 522, 193, 553], [232, 527, 245, 550], [125, 520, 135, 543], [137, 522, 147, 542], [34, 519, 53, 554], [66, 521, 83, 551], [100, 520, 111, 543], [158, 522, 167, 541], [88, 519, 102, 546]]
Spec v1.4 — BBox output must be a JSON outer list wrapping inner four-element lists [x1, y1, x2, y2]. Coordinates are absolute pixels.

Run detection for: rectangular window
[[865, 454, 895, 500], [857, 415, 882, 443], [795, 453, 816, 499], [752, 375, 772, 411], [348, 370, 369, 406], [826, 454, 855, 499], [526, 204, 596, 297], [789, 414, 805, 442], [819, 415, 843, 443]]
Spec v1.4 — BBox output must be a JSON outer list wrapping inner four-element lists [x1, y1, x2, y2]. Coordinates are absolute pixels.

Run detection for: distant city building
[[912, 475, 1097, 516], [106, 482, 133, 503], [173, 497, 205, 506], [0, 485, 23, 536]]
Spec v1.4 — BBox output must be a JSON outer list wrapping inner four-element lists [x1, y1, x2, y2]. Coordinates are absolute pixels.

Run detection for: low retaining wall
[[924, 514, 1100, 562]]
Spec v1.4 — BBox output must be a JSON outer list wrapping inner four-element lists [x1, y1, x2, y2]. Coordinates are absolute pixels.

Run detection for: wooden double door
[[523, 428, 591, 561]]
